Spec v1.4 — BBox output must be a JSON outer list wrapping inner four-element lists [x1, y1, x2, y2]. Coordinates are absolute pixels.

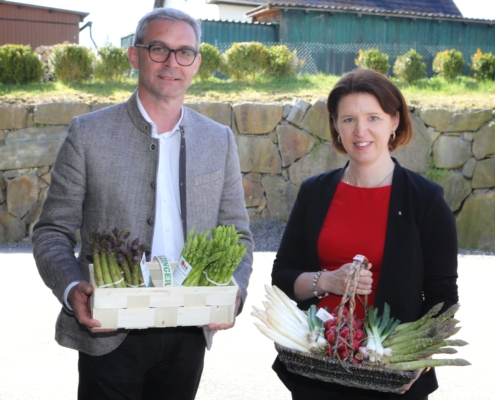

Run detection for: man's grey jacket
[[32, 92, 254, 356]]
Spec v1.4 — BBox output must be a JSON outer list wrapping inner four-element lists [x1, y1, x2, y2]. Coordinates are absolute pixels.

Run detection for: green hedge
[[471, 49, 495, 81], [266, 45, 297, 78], [0, 44, 43, 84], [355, 49, 390, 75], [197, 43, 222, 81], [221, 42, 270, 80], [393, 49, 426, 84], [52, 44, 94, 83], [433, 49, 464, 81], [94, 45, 131, 82]]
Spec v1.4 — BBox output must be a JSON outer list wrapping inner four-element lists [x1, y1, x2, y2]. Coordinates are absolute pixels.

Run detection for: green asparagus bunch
[[376, 303, 471, 370], [181, 225, 247, 287], [88, 224, 150, 288]]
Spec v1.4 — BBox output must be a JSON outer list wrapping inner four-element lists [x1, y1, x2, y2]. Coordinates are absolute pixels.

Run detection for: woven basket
[[276, 343, 416, 393], [276, 254, 416, 393]]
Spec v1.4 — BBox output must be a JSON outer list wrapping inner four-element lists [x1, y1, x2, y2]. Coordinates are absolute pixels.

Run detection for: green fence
[[277, 10, 495, 76], [201, 20, 278, 46], [120, 20, 278, 49]]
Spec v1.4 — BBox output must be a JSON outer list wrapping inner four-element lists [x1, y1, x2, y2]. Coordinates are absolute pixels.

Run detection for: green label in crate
[[154, 255, 173, 286]]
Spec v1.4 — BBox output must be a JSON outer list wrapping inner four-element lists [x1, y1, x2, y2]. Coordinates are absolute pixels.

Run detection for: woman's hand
[[398, 368, 423, 394], [294, 263, 373, 301], [399, 357, 432, 394], [321, 263, 373, 296]]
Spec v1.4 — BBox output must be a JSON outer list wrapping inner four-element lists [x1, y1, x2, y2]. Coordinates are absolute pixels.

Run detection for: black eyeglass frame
[[134, 44, 198, 66]]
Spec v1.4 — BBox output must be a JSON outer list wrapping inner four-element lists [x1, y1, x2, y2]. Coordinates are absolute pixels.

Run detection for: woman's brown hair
[[327, 68, 412, 154]]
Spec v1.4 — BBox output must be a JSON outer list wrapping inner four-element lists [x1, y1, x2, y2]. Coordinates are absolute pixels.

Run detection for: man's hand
[[68, 281, 116, 333], [207, 288, 242, 331]]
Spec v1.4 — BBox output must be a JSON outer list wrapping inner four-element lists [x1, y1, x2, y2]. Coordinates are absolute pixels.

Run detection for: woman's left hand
[[398, 357, 431, 394], [398, 368, 424, 394]]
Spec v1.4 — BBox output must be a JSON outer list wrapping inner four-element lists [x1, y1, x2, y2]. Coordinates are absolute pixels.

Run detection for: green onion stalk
[[363, 303, 401, 363]]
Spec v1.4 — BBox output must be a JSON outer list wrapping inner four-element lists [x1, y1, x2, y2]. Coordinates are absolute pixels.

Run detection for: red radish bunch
[[324, 306, 365, 364]]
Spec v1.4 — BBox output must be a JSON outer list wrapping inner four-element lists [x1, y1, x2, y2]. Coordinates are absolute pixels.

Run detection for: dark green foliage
[[94, 45, 131, 82], [393, 49, 426, 84], [355, 49, 390, 75], [52, 44, 94, 83], [197, 43, 222, 81], [266, 45, 297, 78], [471, 49, 495, 81], [221, 42, 270, 80], [433, 49, 464, 81], [0, 45, 43, 84]]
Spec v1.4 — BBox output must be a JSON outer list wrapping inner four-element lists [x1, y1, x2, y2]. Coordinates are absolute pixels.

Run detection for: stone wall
[[1, 101, 494, 251]]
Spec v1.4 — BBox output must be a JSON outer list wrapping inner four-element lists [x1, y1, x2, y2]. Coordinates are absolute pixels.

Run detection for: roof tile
[[244, 0, 462, 16]]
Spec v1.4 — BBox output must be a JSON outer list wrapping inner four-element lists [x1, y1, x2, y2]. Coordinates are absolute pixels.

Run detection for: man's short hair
[[134, 8, 201, 49]]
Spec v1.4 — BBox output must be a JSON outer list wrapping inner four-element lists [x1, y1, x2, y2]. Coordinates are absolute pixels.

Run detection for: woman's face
[[334, 93, 399, 167]]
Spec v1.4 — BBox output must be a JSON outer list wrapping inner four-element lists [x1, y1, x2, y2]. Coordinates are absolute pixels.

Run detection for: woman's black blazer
[[272, 159, 459, 398]]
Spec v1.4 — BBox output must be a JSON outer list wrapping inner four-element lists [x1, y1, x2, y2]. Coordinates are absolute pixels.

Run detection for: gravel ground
[[0, 218, 493, 256], [249, 218, 287, 252]]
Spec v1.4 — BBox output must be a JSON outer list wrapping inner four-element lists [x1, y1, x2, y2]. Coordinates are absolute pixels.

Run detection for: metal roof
[[246, 2, 495, 23], [219, 0, 462, 15], [0, 0, 89, 20], [239, 0, 462, 16]]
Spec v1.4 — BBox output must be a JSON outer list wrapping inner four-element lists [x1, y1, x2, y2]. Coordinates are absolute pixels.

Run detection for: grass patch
[[0, 73, 494, 108], [422, 156, 447, 183], [393, 76, 495, 109]]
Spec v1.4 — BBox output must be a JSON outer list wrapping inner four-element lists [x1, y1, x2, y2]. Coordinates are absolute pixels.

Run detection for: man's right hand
[[68, 281, 116, 333]]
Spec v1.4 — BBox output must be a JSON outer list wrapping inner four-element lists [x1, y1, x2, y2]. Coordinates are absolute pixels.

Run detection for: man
[[32, 8, 253, 400]]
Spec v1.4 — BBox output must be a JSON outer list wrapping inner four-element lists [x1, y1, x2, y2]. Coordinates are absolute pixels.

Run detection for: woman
[[271, 69, 458, 399]]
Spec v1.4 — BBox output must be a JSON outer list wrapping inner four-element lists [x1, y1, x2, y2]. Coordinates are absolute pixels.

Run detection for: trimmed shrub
[[471, 48, 495, 81], [0, 44, 43, 84], [197, 43, 221, 81], [52, 44, 94, 83], [432, 49, 464, 81], [393, 49, 426, 84], [355, 49, 389, 75], [94, 45, 131, 82], [221, 42, 270, 80], [266, 45, 297, 78]]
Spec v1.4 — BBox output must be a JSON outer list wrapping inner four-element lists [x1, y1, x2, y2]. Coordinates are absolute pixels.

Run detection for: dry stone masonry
[[1, 101, 494, 251]]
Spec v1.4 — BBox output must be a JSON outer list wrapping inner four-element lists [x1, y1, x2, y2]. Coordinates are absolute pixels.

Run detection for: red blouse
[[317, 181, 392, 318]]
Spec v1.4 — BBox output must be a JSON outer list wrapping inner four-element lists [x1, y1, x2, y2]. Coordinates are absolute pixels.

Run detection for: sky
[[18, 0, 495, 49]]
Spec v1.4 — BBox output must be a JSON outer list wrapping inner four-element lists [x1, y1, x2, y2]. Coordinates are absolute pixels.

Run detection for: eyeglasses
[[135, 44, 198, 66]]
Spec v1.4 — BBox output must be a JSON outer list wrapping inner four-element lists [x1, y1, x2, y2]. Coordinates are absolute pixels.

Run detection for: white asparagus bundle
[[252, 284, 328, 353]]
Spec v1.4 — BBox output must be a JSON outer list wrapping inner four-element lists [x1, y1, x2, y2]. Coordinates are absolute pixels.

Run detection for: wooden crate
[[89, 261, 238, 329]]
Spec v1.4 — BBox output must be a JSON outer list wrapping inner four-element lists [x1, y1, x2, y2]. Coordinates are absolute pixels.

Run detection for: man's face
[[128, 19, 201, 103]]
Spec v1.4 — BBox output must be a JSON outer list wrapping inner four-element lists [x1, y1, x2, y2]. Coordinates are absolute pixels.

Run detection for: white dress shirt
[[136, 96, 184, 262]]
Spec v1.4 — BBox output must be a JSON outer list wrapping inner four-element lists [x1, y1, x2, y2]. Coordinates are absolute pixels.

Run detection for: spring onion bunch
[[363, 303, 400, 363]]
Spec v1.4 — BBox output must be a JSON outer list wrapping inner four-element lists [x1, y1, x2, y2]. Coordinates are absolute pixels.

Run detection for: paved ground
[[0, 250, 493, 399]]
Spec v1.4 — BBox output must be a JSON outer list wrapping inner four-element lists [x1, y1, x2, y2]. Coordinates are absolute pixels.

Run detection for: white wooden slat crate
[[89, 261, 238, 329]]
